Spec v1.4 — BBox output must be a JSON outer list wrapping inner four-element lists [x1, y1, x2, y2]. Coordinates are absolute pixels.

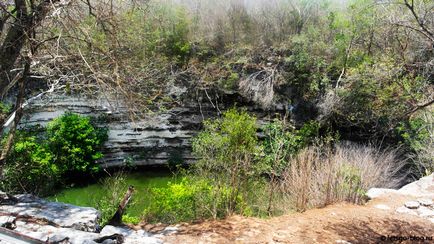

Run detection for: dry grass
[[279, 143, 407, 212]]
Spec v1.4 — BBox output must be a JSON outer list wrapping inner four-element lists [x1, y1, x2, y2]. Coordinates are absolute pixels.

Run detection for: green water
[[47, 171, 173, 217]]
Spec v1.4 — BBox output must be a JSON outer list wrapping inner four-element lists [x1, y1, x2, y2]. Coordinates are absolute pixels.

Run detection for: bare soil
[[162, 194, 434, 244]]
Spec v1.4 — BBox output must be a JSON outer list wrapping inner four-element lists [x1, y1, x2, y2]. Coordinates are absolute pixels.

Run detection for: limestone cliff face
[[19, 87, 287, 168]]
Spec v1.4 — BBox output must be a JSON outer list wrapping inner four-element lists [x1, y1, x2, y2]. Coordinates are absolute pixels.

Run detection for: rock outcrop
[[367, 173, 434, 224], [0, 192, 100, 232], [367, 173, 434, 199], [0, 192, 168, 243], [19, 94, 199, 168], [18, 87, 286, 168]]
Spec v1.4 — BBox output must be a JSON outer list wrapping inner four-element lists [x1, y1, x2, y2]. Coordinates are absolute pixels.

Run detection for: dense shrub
[[262, 119, 325, 214], [47, 112, 107, 175], [142, 112, 340, 222], [143, 177, 208, 223], [0, 102, 11, 115], [0, 102, 11, 125], [1, 133, 58, 195], [1, 112, 108, 195], [328, 60, 431, 140], [396, 111, 434, 175], [143, 177, 251, 223], [396, 117, 431, 153]]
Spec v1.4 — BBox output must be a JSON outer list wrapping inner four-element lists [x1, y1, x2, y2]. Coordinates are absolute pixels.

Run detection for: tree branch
[[403, 0, 434, 43]]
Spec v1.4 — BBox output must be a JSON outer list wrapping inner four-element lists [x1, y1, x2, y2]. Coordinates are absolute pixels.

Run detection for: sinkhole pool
[[47, 170, 174, 218]]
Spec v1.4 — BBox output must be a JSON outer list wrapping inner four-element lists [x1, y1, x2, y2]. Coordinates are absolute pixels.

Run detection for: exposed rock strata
[[18, 88, 286, 168]]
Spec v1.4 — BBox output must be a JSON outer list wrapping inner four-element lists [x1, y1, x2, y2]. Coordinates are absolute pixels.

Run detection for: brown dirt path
[[163, 194, 434, 244]]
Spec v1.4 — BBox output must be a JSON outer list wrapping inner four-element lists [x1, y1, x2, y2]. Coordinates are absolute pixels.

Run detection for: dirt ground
[[161, 194, 434, 244]]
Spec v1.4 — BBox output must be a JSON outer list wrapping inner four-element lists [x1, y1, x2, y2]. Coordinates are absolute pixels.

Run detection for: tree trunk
[[0, 56, 29, 165], [267, 174, 276, 215], [0, 0, 61, 97], [0, 0, 61, 167], [0, 0, 28, 95]]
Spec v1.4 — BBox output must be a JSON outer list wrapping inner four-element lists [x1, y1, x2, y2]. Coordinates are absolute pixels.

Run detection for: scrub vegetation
[[0, 0, 432, 226]]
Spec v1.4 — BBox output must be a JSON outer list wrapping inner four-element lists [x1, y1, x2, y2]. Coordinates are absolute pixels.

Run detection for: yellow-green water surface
[[47, 171, 173, 217]]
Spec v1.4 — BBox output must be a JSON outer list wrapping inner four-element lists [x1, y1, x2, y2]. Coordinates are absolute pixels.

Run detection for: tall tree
[[0, 0, 63, 164]]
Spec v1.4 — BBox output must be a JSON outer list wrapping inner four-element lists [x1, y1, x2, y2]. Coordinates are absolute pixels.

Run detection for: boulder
[[417, 206, 434, 218], [398, 174, 434, 197], [0, 192, 167, 243], [396, 206, 417, 215], [0, 193, 100, 232], [14, 222, 100, 244], [365, 188, 398, 199], [367, 174, 434, 200]]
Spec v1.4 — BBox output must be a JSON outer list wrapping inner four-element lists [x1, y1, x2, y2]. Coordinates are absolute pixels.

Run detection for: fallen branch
[[108, 186, 135, 226]]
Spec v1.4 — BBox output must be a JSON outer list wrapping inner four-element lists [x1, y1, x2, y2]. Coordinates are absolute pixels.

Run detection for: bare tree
[[0, 0, 67, 164]]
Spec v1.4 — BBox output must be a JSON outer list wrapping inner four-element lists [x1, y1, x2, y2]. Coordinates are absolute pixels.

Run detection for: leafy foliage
[[192, 108, 264, 214], [0, 102, 11, 123], [1, 113, 108, 195], [143, 177, 206, 223], [262, 119, 320, 176], [47, 112, 108, 175], [1, 133, 58, 195], [0, 102, 11, 114], [122, 214, 141, 225], [396, 113, 434, 174], [143, 177, 251, 223], [396, 118, 430, 152]]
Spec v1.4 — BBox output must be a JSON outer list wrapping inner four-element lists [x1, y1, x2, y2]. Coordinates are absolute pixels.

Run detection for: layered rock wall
[[18, 88, 284, 168]]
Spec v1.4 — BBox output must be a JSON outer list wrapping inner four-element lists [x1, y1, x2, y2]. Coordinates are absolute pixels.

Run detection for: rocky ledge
[[0, 192, 171, 243], [367, 173, 434, 224]]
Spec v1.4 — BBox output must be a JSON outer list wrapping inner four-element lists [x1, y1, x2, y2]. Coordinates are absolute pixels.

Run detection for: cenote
[[47, 168, 176, 218]]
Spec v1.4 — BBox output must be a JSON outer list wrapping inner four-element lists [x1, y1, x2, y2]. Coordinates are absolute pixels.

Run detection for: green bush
[[122, 214, 141, 225], [262, 119, 322, 170], [192, 108, 264, 215], [0, 102, 11, 114], [262, 119, 334, 214], [1, 133, 59, 195], [396, 118, 430, 153], [143, 177, 251, 224], [396, 115, 433, 175], [47, 112, 107, 175], [332, 60, 430, 140], [1, 112, 108, 195], [336, 164, 364, 203], [143, 177, 201, 223]]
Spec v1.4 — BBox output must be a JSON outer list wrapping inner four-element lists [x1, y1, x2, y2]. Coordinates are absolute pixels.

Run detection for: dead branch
[[108, 185, 135, 226]]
